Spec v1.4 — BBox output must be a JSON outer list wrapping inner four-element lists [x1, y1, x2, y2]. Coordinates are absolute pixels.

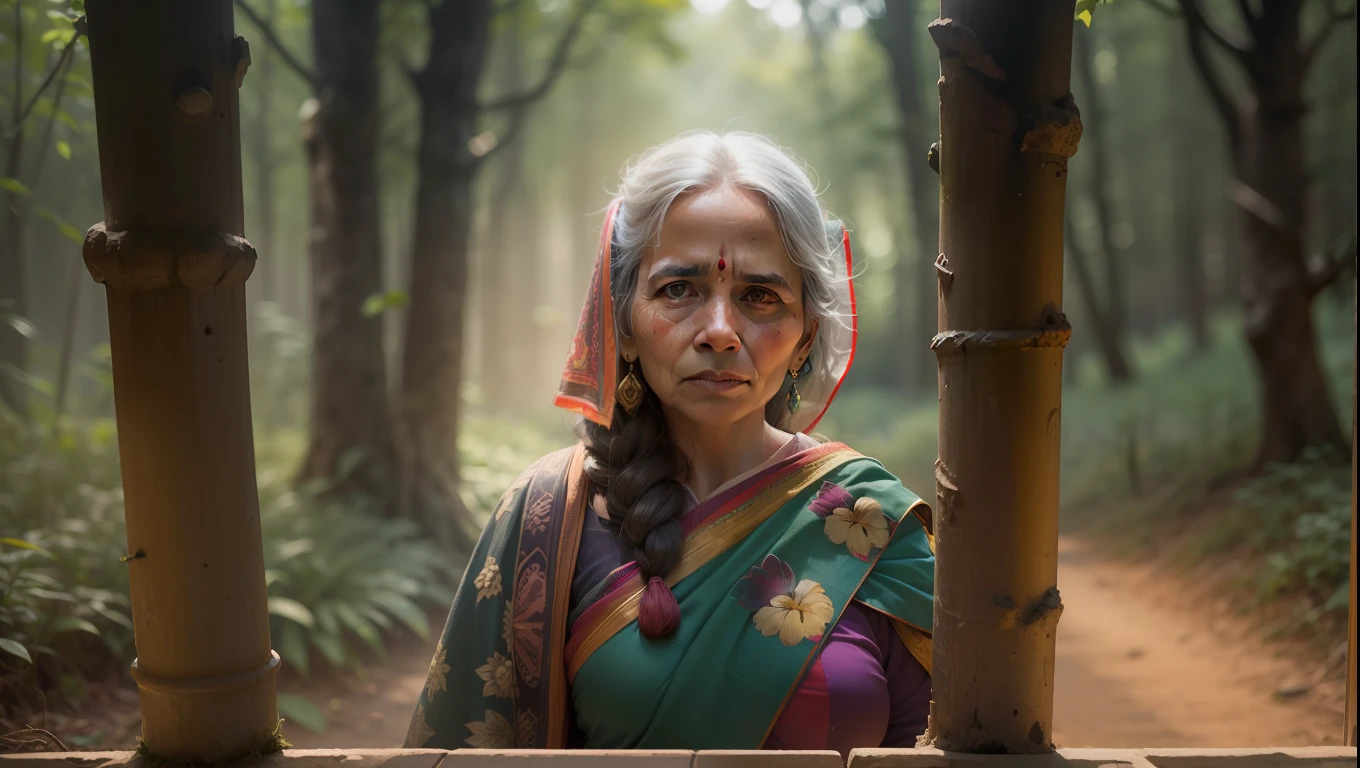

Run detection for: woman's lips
[[684, 373, 750, 393]]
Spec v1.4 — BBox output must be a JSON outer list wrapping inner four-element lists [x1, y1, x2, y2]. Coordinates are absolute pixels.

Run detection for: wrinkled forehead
[[644, 185, 800, 282]]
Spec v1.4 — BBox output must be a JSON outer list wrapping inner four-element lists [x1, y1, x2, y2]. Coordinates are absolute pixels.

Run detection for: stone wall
[[0, 746, 1354, 768]]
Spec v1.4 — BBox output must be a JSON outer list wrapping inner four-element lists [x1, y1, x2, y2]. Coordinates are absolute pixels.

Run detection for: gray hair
[[607, 130, 852, 430]]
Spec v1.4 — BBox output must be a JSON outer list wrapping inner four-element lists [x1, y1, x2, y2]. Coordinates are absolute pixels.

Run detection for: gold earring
[[617, 360, 644, 416], [786, 367, 801, 415]]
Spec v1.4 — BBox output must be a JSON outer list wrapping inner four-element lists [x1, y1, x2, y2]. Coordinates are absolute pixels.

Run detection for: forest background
[[1, 0, 1356, 747]]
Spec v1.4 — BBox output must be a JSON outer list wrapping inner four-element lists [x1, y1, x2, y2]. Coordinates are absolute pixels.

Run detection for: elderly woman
[[405, 131, 934, 755]]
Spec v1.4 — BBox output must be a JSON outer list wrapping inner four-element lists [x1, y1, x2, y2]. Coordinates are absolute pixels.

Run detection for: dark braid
[[576, 379, 689, 637]]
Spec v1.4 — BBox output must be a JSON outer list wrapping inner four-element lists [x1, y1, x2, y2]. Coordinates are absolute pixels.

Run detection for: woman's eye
[[661, 281, 691, 300], [744, 287, 780, 304]]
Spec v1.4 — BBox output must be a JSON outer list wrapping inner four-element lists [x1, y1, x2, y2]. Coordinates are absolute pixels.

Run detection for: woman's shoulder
[[815, 446, 928, 526], [489, 444, 582, 520]]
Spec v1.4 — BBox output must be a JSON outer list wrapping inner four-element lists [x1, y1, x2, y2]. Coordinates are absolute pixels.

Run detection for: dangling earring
[[617, 359, 644, 416], [786, 367, 801, 416]]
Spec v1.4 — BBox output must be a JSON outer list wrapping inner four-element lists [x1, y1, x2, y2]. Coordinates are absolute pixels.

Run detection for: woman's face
[[621, 184, 817, 431]]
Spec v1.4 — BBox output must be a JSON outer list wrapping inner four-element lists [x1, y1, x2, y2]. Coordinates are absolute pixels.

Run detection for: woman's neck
[[665, 410, 792, 499]]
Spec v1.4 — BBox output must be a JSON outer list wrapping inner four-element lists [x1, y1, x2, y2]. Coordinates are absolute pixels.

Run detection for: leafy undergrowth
[[0, 409, 565, 743]]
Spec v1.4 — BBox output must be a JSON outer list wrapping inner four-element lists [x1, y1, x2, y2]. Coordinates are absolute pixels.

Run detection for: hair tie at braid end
[[638, 576, 681, 638]]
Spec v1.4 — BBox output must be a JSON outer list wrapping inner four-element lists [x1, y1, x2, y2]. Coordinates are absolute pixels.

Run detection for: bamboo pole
[[1345, 317, 1356, 747], [922, 1, 1080, 753], [82, 1, 279, 760]]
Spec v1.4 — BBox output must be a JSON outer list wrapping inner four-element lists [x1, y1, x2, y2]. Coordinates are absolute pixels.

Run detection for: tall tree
[[871, 1, 940, 396], [0, 6, 83, 416], [1169, 35, 1209, 350], [249, 0, 279, 304], [1065, 217, 1133, 378], [400, 0, 595, 549], [1071, 21, 1126, 343], [479, 14, 529, 413], [923, 0, 1079, 752], [1161, 0, 1353, 468], [298, 0, 398, 504], [237, 0, 400, 504]]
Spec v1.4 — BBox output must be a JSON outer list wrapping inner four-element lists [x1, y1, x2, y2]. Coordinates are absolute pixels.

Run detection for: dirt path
[[1051, 536, 1347, 747], [35, 534, 1350, 750]]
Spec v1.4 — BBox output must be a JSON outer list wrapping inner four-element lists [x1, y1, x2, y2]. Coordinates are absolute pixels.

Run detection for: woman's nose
[[694, 297, 741, 353]]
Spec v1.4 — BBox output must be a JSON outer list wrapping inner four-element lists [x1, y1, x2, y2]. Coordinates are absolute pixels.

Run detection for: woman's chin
[[662, 396, 767, 429]]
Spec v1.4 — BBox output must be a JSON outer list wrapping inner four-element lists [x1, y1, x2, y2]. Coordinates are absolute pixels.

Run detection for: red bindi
[[717, 258, 726, 271]]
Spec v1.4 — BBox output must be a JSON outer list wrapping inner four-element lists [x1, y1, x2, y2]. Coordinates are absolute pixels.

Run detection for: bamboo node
[[928, 18, 1007, 83], [176, 86, 214, 118], [83, 224, 257, 292], [130, 650, 281, 695], [934, 253, 955, 289], [233, 36, 251, 89], [931, 326, 1071, 354], [1021, 93, 1083, 158], [934, 457, 963, 514]]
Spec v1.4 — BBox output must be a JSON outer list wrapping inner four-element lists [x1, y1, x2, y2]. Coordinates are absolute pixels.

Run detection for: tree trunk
[[82, 1, 277, 758], [872, 2, 940, 397], [924, 1, 1077, 753], [1071, 25, 1131, 357], [1, 16, 28, 416], [297, 0, 399, 506], [480, 21, 527, 413], [1238, 100, 1346, 465], [1065, 218, 1132, 379], [1176, 0, 1346, 468], [1235, 31, 1344, 467], [250, 0, 278, 304], [1346, 309, 1356, 746], [1174, 131, 1209, 350], [1168, 40, 1209, 350], [399, 0, 496, 552]]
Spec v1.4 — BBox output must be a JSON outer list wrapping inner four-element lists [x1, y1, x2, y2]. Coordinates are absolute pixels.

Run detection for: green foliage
[[258, 483, 457, 679], [276, 693, 327, 734], [0, 297, 569, 721], [1075, 0, 1114, 27], [361, 290, 410, 318], [1235, 451, 1351, 615]]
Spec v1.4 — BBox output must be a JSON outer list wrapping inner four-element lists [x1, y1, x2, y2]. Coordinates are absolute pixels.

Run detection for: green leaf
[[1074, 0, 1111, 26], [40, 27, 75, 45], [1, 537, 40, 551], [372, 591, 429, 638], [0, 638, 32, 664], [51, 616, 101, 636], [28, 587, 78, 603], [34, 207, 85, 244], [267, 596, 315, 628], [360, 290, 410, 318], [56, 140, 71, 160], [0, 177, 32, 196], [276, 693, 327, 734], [276, 622, 310, 677], [310, 629, 346, 668], [4, 314, 38, 339], [334, 602, 383, 654]]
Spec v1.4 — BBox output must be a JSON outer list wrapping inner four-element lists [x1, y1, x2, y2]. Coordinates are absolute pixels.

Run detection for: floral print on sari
[[465, 709, 515, 748], [732, 554, 835, 646], [810, 481, 890, 559]]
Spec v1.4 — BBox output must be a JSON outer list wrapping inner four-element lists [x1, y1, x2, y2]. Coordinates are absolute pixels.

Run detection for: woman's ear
[[618, 332, 638, 363], [794, 319, 819, 369]]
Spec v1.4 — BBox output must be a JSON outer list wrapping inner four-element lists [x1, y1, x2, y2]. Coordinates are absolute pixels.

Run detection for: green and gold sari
[[404, 439, 934, 749]]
